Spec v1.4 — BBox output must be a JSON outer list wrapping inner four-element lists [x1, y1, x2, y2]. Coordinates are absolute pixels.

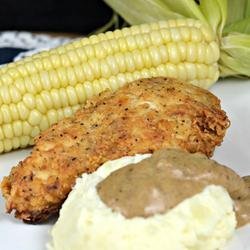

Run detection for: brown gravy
[[235, 176, 250, 227], [97, 149, 250, 227]]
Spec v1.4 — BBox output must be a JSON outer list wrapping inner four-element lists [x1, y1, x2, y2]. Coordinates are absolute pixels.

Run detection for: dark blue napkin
[[0, 47, 28, 64]]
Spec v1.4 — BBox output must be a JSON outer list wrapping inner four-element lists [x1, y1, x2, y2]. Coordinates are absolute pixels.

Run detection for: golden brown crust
[[1, 77, 230, 222]]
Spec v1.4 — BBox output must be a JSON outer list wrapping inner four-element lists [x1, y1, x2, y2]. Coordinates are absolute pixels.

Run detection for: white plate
[[0, 78, 250, 250]]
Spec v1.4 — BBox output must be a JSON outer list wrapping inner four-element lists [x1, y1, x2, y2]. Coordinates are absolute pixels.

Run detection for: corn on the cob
[[0, 19, 220, 153]]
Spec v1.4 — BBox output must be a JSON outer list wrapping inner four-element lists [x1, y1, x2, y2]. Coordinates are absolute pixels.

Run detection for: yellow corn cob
[[0, 19, 220, 153]]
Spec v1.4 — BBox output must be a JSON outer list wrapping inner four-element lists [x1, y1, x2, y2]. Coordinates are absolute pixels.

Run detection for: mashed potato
[[48, 154, 236, 250]]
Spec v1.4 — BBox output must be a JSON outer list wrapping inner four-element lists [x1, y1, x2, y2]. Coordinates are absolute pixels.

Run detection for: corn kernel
[[9, 103, 19, 121], [114, 53, 126, 73], [39, 116, 49, 131], [0, 85, 11, 104], [26, 61, 37, 75], [39, 92, 52, 111], [67, 67, 77, 86], [24, 77, 37, 94], [149, 47, 163, 66], [0, 127, 4, 139], [36, 96, 47, 114], [83, 45, 95, 59], [28, 110, 42, 126], [59, 88, 69, 107], [17, 64, 28, 78], [2, 104, 12, 123], [166, 63, 178, 78], [57, 67, 68, 87], [50, 89, 62, 109], [186, 63, 197, 80], [66, 86, 78, 106], [177, 64, 188, 80], [68, 50, 80, 65], [125, 53, 136, 72], [14, 79, 26, 95], [186, 43, 197, 63], [23, 93, 36, 109], [81, 64, 93, 81], [23, 121, 32, 135], [88, 59, 101, 79], [93, 43, 107, 59], [149, 30, 163, 46], [9, 85, 21, 103], [40, 71, 52, 90], [196, 64, 208, 79], [31, 126, 40, 137], [50, 54, 61, 68], [92, 80, 103, 95], [33, 58, 44, 72], [72, 104, 80, 113], [168, 43, 180, 64], [20, 135, 30, 147], [3, 124, 14, 138], [59, 52, 70, 65], [7, 68, 19, 80], [100, 60, 112, 78], [12, 137, 20, 149], [63, 107, 73, 117], [57, 109, 65, 121], [106, 56, 120, 76], [49, 70, 60, 89], [3, 139, 12, 152], [13, 120, 23, 137], [30, 73, 43, 93], [99, 78, 112, 91], [84, 81, 94, 98]]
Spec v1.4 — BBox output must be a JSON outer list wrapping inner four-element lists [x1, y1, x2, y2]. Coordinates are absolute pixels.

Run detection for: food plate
[[0, 78, 250, 250]]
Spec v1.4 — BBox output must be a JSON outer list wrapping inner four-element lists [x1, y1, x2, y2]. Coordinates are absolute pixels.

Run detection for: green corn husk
[[104, 0, 250, 79], [226, 0, 247, 24], [102, 0, 183, 25], [224, 18, 250, 34], [220, 33, 250, 76]]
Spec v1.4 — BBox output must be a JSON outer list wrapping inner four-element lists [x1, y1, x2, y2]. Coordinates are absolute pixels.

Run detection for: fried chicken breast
[[1, 77, 230, 222]]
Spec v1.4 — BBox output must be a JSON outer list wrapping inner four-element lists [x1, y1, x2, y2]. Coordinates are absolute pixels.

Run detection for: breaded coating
[[1, 77, 230, 222]]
